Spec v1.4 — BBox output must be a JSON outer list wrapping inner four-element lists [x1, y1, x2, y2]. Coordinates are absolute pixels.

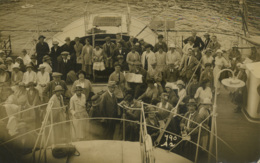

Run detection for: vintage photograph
[[0, 0, 259, 162]]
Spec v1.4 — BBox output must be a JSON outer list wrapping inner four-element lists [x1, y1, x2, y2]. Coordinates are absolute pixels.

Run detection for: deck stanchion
[[123, 109, 126, 141], [195, 124, 202, 163]]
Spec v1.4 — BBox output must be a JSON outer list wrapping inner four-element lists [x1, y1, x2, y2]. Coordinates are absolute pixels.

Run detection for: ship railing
[[0, 100, 236, 163]]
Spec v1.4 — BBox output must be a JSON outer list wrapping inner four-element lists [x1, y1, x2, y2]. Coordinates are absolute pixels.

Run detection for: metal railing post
[[195, 124, 202, 163]]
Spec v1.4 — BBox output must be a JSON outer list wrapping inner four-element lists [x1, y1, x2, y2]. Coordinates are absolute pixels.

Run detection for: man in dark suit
[[163, 63, 179, 83], [43, 72, 68, 101], [180, 98, 203, 161], [103, 37, 116, 70], [184, 30, 205, 51], [36, 35, 50, 65], [154, 35, 168, 53], [61, 37, 76, 63], [100, 81, 120, 140], [50, 41, 62, 72], [57, 51, 74, 81], [179, 48, 199, 83], [113, 42, 128, 62], [203, 32, 211, 50]]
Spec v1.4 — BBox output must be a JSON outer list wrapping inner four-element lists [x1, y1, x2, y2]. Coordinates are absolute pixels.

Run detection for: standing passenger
[[99, 81, 120, 140], [74, 37, 84, 72], [82, 38, 93, 77], [154, 35, 168, 53], [36, 35, 49, 65], [70, 85, 89, 141]]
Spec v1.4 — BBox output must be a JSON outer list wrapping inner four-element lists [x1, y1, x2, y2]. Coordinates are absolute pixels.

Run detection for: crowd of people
[[0, 30, 260, 161]]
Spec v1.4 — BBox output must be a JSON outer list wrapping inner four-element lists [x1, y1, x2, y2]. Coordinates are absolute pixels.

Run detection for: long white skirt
[[71, 111, 89, 140], [93, 62, 105, 71]]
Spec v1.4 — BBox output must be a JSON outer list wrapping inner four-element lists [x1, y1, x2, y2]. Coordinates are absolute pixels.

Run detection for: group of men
[[0, 30, 260, 161]]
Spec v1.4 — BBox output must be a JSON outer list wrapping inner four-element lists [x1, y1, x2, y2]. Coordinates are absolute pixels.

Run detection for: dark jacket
[[100, 91, 119, 118], [36, 42, 50, 64], [50, 46, 62, 71], [57, 58, 74, 80], [113, 47, 128, 61], [153, 42, 168, 53], [163, 67, 179, 83]]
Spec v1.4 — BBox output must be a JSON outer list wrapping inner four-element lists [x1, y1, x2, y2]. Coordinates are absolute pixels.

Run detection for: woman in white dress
[[69, 85, 89, 140], [92, 45, 105, 71], [201, 49, 214, 70], [213, 49, 230, 93], [36, 64, 50, 101], [194, 79, 213, 103]]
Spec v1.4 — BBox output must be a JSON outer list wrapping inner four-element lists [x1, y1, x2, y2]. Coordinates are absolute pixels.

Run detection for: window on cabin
[[93, 16, 122, 27]]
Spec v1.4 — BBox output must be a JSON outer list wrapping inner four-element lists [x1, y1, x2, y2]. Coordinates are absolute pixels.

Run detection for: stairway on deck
[[217, 88, 260, 163]]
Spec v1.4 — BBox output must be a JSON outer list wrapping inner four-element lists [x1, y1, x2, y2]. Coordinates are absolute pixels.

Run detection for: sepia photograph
[[0, 0, 259, 162]]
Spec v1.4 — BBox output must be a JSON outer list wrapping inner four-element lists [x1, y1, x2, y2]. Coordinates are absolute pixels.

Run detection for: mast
[[239, 0, 249, 37]]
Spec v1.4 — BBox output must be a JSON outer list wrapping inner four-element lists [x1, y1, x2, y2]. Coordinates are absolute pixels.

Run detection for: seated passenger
[[137, 79, 159, 104], [92, 45, 105, 72]]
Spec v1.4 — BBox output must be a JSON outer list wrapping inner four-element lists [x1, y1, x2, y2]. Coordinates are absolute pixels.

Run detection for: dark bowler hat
[[158, 34, 164, 39], [38, 35, 46, 40], [145, 44, 152, 49], [65, 37, 71, 41]]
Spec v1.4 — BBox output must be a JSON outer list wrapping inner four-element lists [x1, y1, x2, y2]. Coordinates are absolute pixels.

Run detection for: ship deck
[[215, 87, 260, 163]]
